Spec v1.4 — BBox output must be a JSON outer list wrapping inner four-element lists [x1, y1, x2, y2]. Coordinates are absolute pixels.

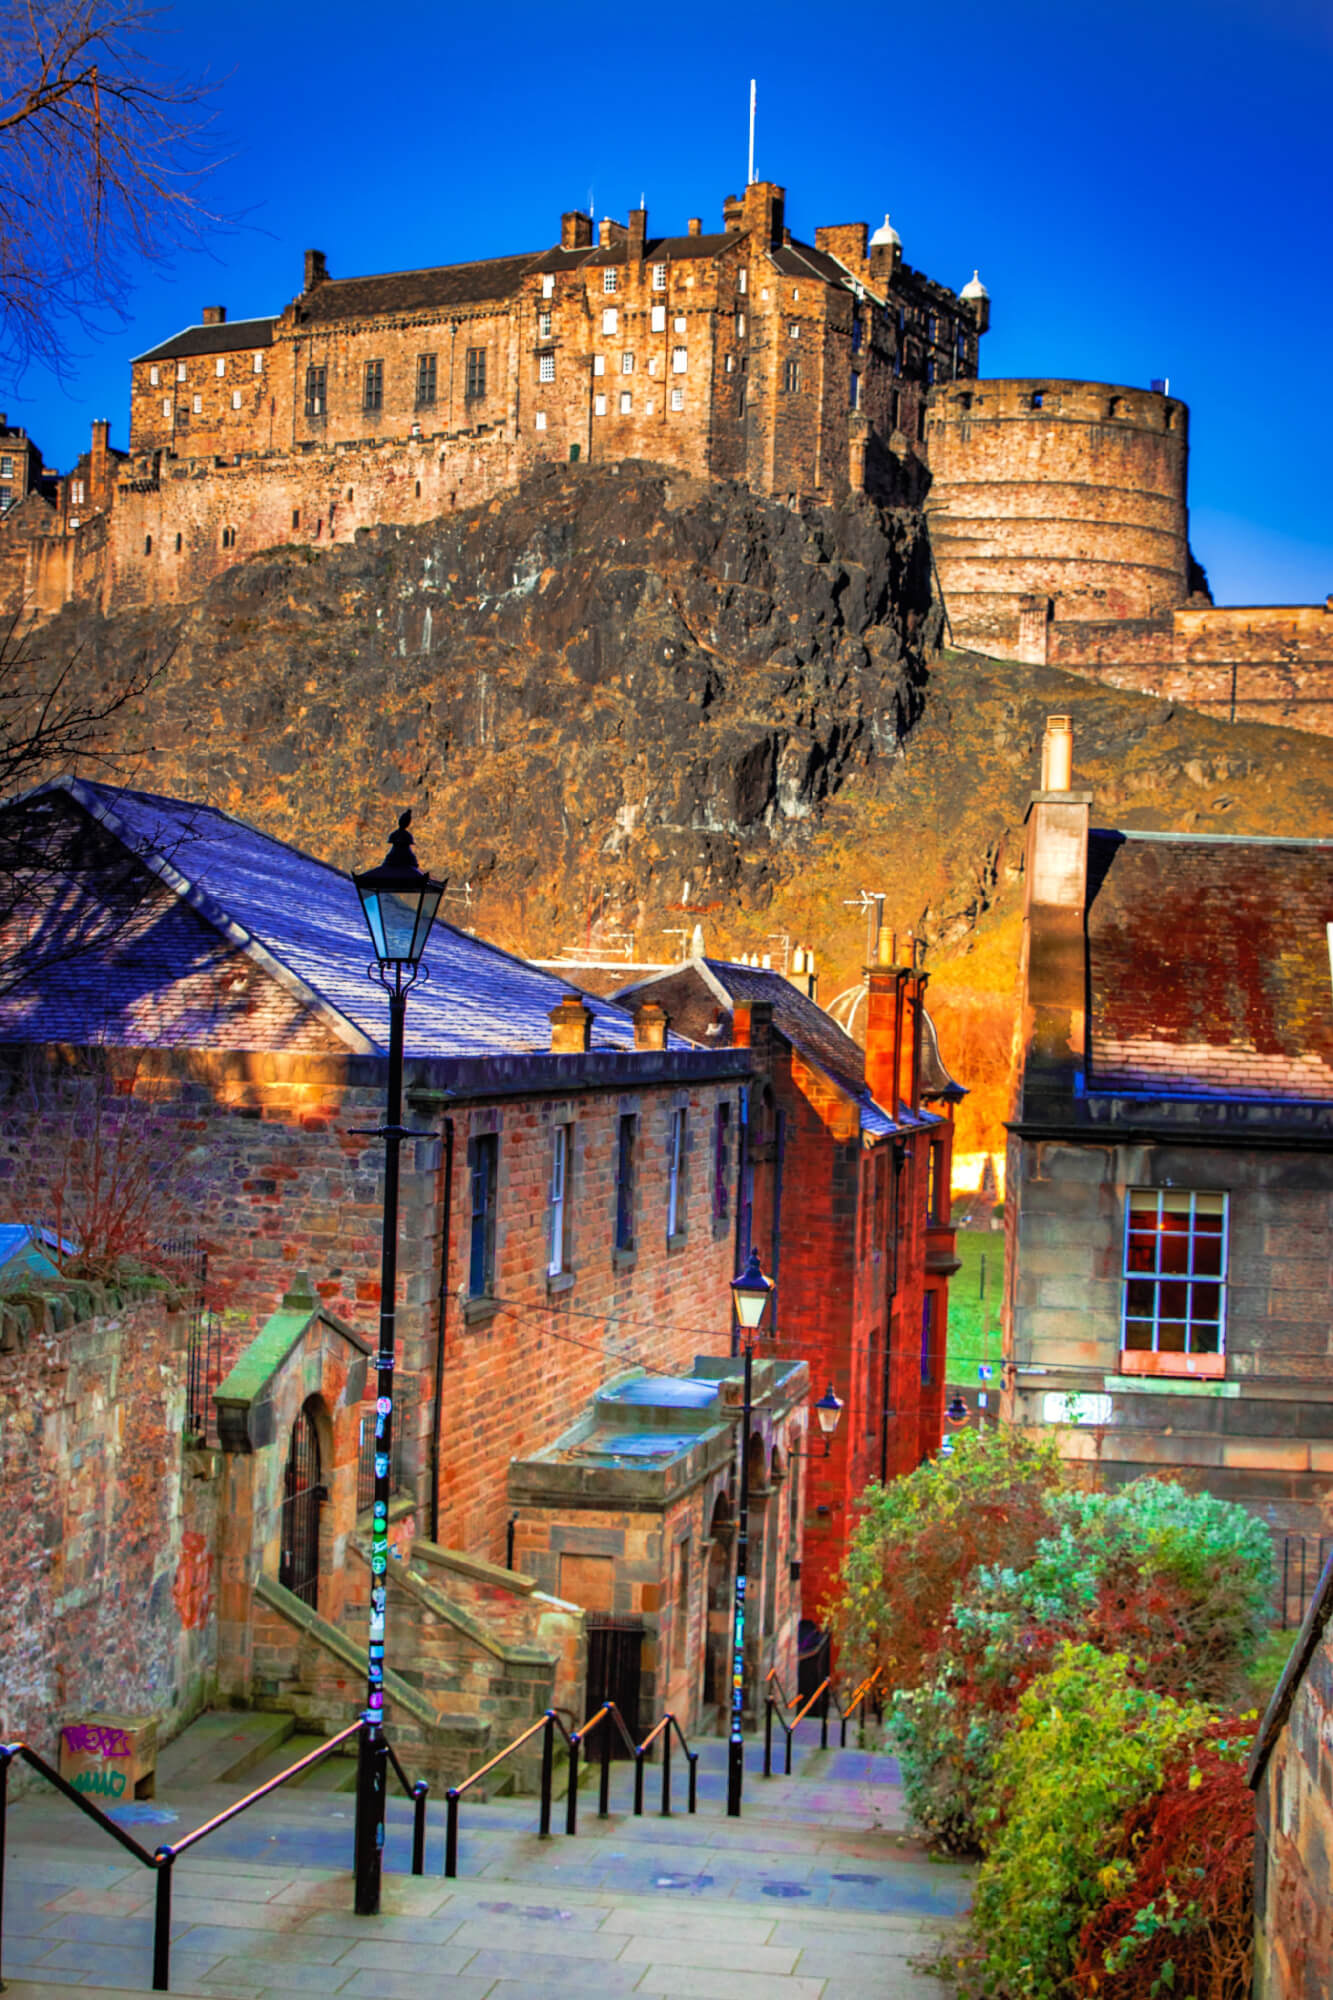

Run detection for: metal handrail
[[565, 1699, 639, 1831], [630, 1710, 699, 1820], [764, 1674, 833, 1775], [445, 1707, 571, 1877], [1, 1719, 427, 1992]]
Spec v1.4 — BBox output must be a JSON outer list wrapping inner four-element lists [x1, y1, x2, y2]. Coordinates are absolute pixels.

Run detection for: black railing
[[763, 1664, 883, 1774], [0, 1720, 426, 1992], [444, 1707, 571, 1878], [184, 1303, 221, 1444], [1278, 1535, 1333, 1628]]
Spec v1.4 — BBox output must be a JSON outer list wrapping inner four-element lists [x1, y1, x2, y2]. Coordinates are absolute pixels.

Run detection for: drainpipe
[[429, 1116, 455, 1544], [770, 1108, 786, 1340], [880, 1139, 905, 1484]]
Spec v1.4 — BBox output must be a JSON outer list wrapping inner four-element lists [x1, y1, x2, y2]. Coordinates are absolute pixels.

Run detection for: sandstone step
[[153, 1710, 295, 1790], [241, 1732, 358, 1792]]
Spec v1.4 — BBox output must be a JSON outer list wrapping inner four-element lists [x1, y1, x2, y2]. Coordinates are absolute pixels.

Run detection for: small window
[[191, 394, 202, 414], [149, 365, 160, 386], [416, 353, 438, 406], [621, 351, 634, 374], [231, 390, 242, 410], [541, 273, 554, 299], [144, 533, 152, 554], [651, 262, 667, 290], [220, 525, 235, 548], [602, 307, 618, 335], [738, 269, 747, 295], [162, 398, 171, 418], [292, 508, 300, 530], [305, 365, 326, 418], [928, 314, 937, 340], [651, 304, 666, 333], [788, 322, 800, 339], [615, 1113, 637, 1252], [673, 1537, 690, 1654], [673, 315, 687, 333], [1031, 390, 1045, 409], [593, 355, 605, 377], [535, 411, 547, 430], [539, 351, 555, 383], [603, 267, 618, 293], [70, 478, 84, 503], [364, 359, 384, 412], [547, 1124, 570, 1278], [538, 309, 552, 338], [735, 312, 745, 337], [465, 347, 486, 400], [666, 1107, 687, 1239], [1109, 396, 1125, 419], [671, 346, 687, 374], [670, 386, 684, 411], [253, 352, 264, 374], [849, 370, 859, 409], [851, 316, 863, 354], [920, 1292, 937, 1386], [176, 360, 187, 382], [783, 358, 801, 393], [713, 1102, 731, 1225], [619, 390, 632, 413], [926, 359, 936, 386], [468, 1133, 499, 1297], [594, 393, 607, 416], [724, 354, 734, 374], [1122, 1190, 1228, 1370], [215, 357, 226, 378], [174, 531, 182, 551]]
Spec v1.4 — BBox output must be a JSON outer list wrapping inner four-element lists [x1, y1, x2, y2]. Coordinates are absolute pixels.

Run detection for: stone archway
[[278, 1397, 326, 1610]]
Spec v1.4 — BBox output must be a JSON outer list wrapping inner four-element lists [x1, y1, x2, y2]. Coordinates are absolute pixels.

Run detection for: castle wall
[[927, 379, 1192, 653]]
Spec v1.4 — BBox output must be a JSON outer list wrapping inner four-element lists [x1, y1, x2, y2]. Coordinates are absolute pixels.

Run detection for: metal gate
[[279, 1404, 323, 1608], [586, 1620, 643, 1752]]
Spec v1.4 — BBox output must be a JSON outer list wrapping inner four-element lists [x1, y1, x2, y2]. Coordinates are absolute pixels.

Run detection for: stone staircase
[[1, 1717, 973, 1997]]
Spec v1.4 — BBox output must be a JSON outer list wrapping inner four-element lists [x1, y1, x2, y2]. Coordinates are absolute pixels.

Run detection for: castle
[[2, 175, 1329, 732]]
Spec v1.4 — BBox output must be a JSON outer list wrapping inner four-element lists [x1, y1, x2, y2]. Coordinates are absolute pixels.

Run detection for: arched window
[[278, 1401, 324, 1608]]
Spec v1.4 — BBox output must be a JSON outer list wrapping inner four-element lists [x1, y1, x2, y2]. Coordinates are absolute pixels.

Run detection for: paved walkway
[[2, 1728, 972, 1997]]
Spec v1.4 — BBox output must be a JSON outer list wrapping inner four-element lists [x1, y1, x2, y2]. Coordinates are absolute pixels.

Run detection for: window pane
[[1126, 1232, 1157, 1273], [1158, 1280, 1189, 1320], [1191, 1321, 1221, 1354], [1190, 1282, 1221, 1322], [1125, 1279, 1156, 1319], [1123, 1320, 1154, 1351], [1159, 1229, 1190, 1274], [1192, 1234, 1223, 1275], [1157, 1319, 1188, 1352]]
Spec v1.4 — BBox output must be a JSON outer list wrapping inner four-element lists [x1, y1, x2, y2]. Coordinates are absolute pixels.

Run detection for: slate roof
[[0, 778, 677, 1061], [132, 317, 277, 365], [1087, 830, 1333, 1102]]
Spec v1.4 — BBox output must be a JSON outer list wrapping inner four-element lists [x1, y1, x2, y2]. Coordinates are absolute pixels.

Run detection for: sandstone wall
[[1253, 1608, 1333, 1998]]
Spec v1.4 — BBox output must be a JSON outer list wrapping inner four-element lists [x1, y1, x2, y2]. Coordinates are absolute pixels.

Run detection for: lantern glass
[[354, 813, 445, 970], [731, 1248, 774, 1331], [814, 1384, 844, 1436]]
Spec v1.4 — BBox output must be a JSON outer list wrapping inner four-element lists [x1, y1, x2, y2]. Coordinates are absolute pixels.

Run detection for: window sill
[[546, 1271, 575, 1297], [1118, 1349, 1225, 1381], [666, 1230, 689, 1253], [462, 1295, 501, 1327], [612, 1247, 638, 1272]]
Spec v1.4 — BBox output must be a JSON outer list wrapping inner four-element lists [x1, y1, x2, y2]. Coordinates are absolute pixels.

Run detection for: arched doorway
[[703, 1490, 733, 1714], [279, 1400, 324, 1608]]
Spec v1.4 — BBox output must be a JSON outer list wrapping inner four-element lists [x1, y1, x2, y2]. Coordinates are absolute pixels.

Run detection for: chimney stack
[[634, 1002, 668, 1051], [303, 249, 328, 293], [628, 206, 647, 261], [687, 216, 703, 237], [201, 305, 227, 326], [549, 996, 593, 1054], [561, 211, 593, 250], [1039, 714, 1073, 792], [1018, 717, 1093, 1124]]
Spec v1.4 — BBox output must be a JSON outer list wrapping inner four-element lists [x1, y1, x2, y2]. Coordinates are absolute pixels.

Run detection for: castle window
[[849, 370, 859, 409], [851, 316, 862, 353], [149, 365, 159, 386], [788, 322, 800, 340], [928, 314, 937, 340], [783, 357, 801, 392], [305, 365, 326, 418], [174, 532, 182, 551], [619, 390, 632, 414], [735, 312, 745, 337], [926, 359, 935, 386], [162, 398, 170, 418], [724, 354, 734, 373], [891, 389, 900, 429], [737, 269, 747, 294], [144, 534, 152, 554], [673, 315, 686, 333], [363, 359, 384, 412], [541, 273, 554, 299], [1109, 396, 1125, 419], [220, 526, 234, 549], [70, 478, 84, 503], [671, 346, 687, 374], [603, 267, 618, 293], [416, 353, 437, 406], [465, 348, 487, 400], [958, 390, 973, 411], [192, 394, 202, 413], [621, 351, 634, 374], [538, 309, 552, 338], [602, 307, 618, 335], [215, 357, 226, 378], [231, 390, 242, 410], [670, 387, 684, 411], [292, 509, 300, 529], [734, 387, 745, 416], [253, 352, 264, 374], [651, 304, 666, 333], [539, 351, 555, 383], [1031, 390, 1044, 409], [176, 360, 187, 381], [535, 411, 547, 430], [594, 393, 607, 416], [593, 355, 605, 377], [652, 262, 667, 290]]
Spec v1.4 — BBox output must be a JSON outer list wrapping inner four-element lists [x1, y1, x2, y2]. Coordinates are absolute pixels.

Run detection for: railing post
[[152, 1850, 174, 1992], [687, 1751, 698, 1815], [445, 1789, 459, 1879], [538, 1712, 554, 1840], [411, 1780, 428, 1877], [660, 1723, 672, 1818], [566, 1732, 580, 1838], [633, 1746, 645, 1817], [784, 1716, 793, 1777], [763, 1695, 773, 1777], [599, 1712, 612, 1819], [820, 1682, 829, 1750]]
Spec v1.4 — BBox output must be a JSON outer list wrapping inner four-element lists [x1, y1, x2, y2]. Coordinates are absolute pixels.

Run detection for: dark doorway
[[279, 1402, 323, 1608], [586, 1619, 643, 1751]]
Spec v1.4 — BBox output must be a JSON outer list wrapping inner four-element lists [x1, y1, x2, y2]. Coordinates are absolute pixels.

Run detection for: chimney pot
[[201, 305, 226, 325], [1040, 714, 1074, 792], [687, 217, 702, 237], [549, 996, 593, 1054], [634, 1002, 668, 1052]]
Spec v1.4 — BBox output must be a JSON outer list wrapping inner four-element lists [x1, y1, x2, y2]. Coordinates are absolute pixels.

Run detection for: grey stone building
[[1002, 718, 1333, 1539]]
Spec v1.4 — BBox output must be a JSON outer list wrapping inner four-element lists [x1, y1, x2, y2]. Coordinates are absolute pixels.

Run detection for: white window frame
[[1121, 1189, 1229, 1370], [541, 273, 555, 299], [789, 322, 800, 339], [539, 351, 555, 383], [215, 356, 227, 377], [535, 411, 547, 430], [671, 347, 687, 374], [602, 307, 618, 335], [539, 309, 552, 338], [603, 267, 618, 293], [619, 390, 632, 413], [149, 365, 160, 386], [673, 315, 687, 333], [621, 352, 634, 374], [593, 354, 605, 377], [670, 386, 684, 411], [176, 361, 187, 382], [253, 352, 264, 374], [652, 262, 667, 290], [547, 1124, 569, 1277], [192, 394, 202, 414], [594, 393, 607, 416], [738, 269, 747, 295], [651, 304, 666, 332], [666, 1108, 687, 1238], [161, 397, 171, 418], [231, 390, 242, 410]]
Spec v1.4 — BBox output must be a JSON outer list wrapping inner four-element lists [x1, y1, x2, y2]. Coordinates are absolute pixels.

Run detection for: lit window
[[215, 356, 226, 378], [547, 1124, 570, 1277], [363, 359, 383, 412], [538, 309, 552, 337], [666, 1108, 687, 1239], [253, 352, 264, 374], [651, 304, 666, 332], [593, 355, 605, 377], [671, 347, 687, 374], [652, 262, 667, 290], [176, 361, 187, 382], [621, 351, 634, 374], [468, 1133, 499, 1298], [670, 387, 684, 410], [602, 307, 618, 335], [535, 411, 547, 430], [541, 273, 554, 298], [674, 315, 686, 333], [149, 365, 160, 386], [231, 389, 242, 410], [619, 390, 632, 413], [465, 348, 486, 400], [1122, 1190, 1228, 1372], [603, 267, 618, 293], [192, 394, 202, 413], [539, 351, 555, 383], [594, 394, 607, 416]]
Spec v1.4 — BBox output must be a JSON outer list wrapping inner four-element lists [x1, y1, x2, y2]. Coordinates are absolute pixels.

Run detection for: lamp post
[[351, 811, 445, 1917], [727, 1248, 774, 1819]]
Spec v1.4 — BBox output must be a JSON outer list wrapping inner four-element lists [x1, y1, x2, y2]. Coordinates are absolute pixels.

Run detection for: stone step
[[153, 1711, 295, 1790], [241, 1733, 358, 1792]]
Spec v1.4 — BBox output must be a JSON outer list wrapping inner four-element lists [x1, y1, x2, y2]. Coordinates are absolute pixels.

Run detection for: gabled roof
[[1087, 830, 1333, 1102], [0, 778, 670, 1061], [132, 317, 277, 365]]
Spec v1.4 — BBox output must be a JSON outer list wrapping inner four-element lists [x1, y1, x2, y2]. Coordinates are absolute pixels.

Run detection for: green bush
[[971, 1644, 1209, 2000]]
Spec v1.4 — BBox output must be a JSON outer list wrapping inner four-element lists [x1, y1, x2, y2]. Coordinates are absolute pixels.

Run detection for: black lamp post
[[727, 1248, 774, 1819], [351, 811, 444, 1917], [789, 1383, 844, 1459]]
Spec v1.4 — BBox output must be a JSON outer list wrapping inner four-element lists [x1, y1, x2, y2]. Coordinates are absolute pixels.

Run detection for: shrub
[[971, 1644, 1208, 2000]]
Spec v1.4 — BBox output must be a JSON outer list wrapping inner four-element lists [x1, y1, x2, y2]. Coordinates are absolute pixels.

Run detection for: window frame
[[304, 364, 326, 418], [783, 357, 801, 393], [713, 1101, 731, 1228], [363, 358, 384, 413], [465, 346, 487, 400], [468, 1132, 499, 1299], [603, 267, 618, 293], [1120, 1188, 1228, 1377], [547, 1123, 570, 1278], [666, 1107, 687, 1241], [538, 350, 555, 384], [651, 262, 667, 291], [614, 1113, 637, 1253], [416, 351, 438, 407]]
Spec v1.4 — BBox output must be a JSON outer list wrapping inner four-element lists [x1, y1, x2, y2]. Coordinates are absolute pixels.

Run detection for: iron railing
[[763, 1664, 883, 1775], [1278, 1535, 1333, 1629], [0, 1720, 426, 1993]]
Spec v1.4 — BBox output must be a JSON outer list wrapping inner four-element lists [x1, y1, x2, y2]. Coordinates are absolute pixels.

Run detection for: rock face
[[39, 463, 937, 954]]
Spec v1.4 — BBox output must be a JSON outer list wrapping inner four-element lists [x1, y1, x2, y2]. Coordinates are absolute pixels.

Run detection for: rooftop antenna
[[747, 79, 756, 186]]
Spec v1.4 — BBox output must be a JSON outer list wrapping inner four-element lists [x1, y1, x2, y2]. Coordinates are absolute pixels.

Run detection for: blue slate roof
[[0, 1223, 70, 1287], [1, 778, 676, 1060]]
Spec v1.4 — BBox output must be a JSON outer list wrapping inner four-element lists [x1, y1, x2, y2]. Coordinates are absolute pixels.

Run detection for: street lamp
[[727, 1248, 774, 1819], [351, 810, 445, 1917]]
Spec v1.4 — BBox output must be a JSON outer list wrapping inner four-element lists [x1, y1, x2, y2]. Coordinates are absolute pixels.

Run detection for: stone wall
[[1251, 1569, 1333, 1998], [0, 1281, 218, 1774]]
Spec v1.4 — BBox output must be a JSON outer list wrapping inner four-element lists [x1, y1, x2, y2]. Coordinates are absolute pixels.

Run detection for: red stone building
[[613, 945, 963, 1626]]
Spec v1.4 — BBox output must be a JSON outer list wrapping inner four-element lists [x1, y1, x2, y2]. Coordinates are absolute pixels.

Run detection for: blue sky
[[11, 0, 1331, 605]]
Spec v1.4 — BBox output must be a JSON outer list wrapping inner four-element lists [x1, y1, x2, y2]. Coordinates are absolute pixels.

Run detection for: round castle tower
[[923, 379, 1191, 660]]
